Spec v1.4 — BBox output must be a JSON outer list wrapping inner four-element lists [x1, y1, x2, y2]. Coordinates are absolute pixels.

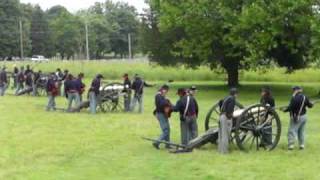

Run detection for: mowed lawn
[[1, 80, 320, 180]]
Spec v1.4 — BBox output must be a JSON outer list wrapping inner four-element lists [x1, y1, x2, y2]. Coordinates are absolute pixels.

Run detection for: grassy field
[[2, 60, 320, 82], [1, 61, 320, 179]]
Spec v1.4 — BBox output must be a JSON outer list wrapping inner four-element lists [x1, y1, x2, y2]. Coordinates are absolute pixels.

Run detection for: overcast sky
[[20, 0, 148, 13]]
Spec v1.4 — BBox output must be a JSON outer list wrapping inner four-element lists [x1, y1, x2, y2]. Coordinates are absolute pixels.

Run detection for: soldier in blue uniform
[[46, 73, 58, 111], [173, 88, 199, 145], [88, 74, 104, 114], [152, 85, 171, 149], [260, 86, 275, 147], [64, 74, 81, 112], [130, 74, 152, 113], [15, 66, 25, 95], [0, 67, 8, 96], [218, 88, 238, 154], [283, 86, 313, 150], [123, 73, 132, 112], [76, 73, 85, 102]]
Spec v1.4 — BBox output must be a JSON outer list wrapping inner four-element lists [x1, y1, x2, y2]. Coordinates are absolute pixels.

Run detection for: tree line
[[0, 0, 139, 60], [1, 0, 320, 86]]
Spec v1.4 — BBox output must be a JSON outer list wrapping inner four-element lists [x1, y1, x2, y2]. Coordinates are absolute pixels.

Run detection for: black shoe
[[152, 143, 160, 150]]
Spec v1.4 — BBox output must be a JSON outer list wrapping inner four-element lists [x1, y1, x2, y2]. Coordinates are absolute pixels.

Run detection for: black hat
[[292, 86, 302, 91], [230, 88, 238, 95], [96, 74, 104, 79], [161, 84, 170, 90]]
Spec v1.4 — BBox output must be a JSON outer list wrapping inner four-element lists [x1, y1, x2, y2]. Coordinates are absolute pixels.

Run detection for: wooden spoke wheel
[[234, 104, 281, 151]]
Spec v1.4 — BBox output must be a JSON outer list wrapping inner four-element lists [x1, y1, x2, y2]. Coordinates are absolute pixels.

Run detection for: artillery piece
[[144, 101, 282, 153]]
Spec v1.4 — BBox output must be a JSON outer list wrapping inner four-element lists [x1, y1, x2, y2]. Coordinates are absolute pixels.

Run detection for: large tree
[[0, 0, 21, 59], [49, 10, 82, 60], [30, 5, 53, 57], [144, 0, 318, 86]]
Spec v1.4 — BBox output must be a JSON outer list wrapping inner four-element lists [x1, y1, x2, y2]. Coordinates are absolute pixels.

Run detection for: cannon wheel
[[205, 101, 244, 130], [204, 101, 243, 144], [99, 83, 124, 113], [234, 104, 281, 151]]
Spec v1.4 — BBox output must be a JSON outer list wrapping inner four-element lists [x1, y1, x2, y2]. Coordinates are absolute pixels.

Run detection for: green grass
[[1, 79, 320, 179], [1, 60, 320, 83]]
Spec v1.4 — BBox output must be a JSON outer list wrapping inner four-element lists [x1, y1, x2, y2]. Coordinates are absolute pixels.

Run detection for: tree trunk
[[224, 60, 239, 87]]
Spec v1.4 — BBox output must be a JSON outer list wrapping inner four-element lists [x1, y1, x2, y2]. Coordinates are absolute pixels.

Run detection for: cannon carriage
[[144, 101, 282, 153], [98, 82, 128, 113]]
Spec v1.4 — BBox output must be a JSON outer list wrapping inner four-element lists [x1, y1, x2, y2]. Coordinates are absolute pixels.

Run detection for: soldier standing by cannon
[[12, 65, 18, 89], [64, 74, 81, 112], [131, 74, 152, 113], [0, 67, 8, 96], [46, 73, 59, 111], [76, 73, 85, 102], [152, 85, 172, 149], [32, 70, 42, 96], [282, 86, 313, 150], [88, 74, 104, 114], [260, 86, 275, 148], [15, 66, 25, 95], [173, 88, 199, 146], [218, 88, 238, 154], [123, 73, 132, 112]]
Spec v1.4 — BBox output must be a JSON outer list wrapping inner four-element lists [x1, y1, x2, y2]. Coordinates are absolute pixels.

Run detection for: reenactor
[[15, 66, 25, 95], [88, 74, 104, 114], [173, 88, 199, 146], [260, 86, 275, 148], [123, 73, 132, 112], [64, 74, 81, 112], [218, 88, 238, 154], [152, 85, 171, 149], [76, 73, 85, 102], [46, 73, 59, 111], [25, 71, 33, 90], [12, 64, 19, 89], [131, 74, 152, 113], [24, 65, 32, 75], [55, 68, 64, 96], [282, 86, 313, 150], [0, 67, 8, 96], [32, 70, 42, 96]]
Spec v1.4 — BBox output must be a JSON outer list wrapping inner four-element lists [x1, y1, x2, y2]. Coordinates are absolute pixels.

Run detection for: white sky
[[20, 0, 148, 13]]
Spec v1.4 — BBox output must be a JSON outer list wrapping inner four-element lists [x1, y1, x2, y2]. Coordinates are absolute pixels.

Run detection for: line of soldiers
[[152, 85, 314, 153], [0, 65, 43, 96], [46, 71, 153, 114]]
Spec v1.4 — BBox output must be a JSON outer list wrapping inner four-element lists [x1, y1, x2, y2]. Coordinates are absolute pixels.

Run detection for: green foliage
[[143, 0, 320, 86], [0, 0, 21, 58]]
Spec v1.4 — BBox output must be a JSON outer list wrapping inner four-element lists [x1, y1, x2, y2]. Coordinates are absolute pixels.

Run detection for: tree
[[104, 0, 140, 58], [49, 10, 82, 60], [144, 0, 319, 86], [30, 5, 53, 57], [0, 0, 21, 59]]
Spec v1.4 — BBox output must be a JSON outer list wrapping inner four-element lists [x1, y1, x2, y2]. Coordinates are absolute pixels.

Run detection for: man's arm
[[306, 97, 314, 108], [284, 97, 294, 112], [144, 81, 153, 87]]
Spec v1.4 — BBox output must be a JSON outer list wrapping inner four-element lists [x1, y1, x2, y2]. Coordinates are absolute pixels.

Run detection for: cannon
[[144, 101, 281, 153], [98, 82, 129, 113]]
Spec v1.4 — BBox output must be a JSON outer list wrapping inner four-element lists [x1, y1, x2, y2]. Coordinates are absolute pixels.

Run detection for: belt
[[68, 90, 78, 93]]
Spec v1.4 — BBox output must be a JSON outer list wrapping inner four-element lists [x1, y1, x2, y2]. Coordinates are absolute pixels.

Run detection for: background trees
[[141, 0, 320, 86]]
